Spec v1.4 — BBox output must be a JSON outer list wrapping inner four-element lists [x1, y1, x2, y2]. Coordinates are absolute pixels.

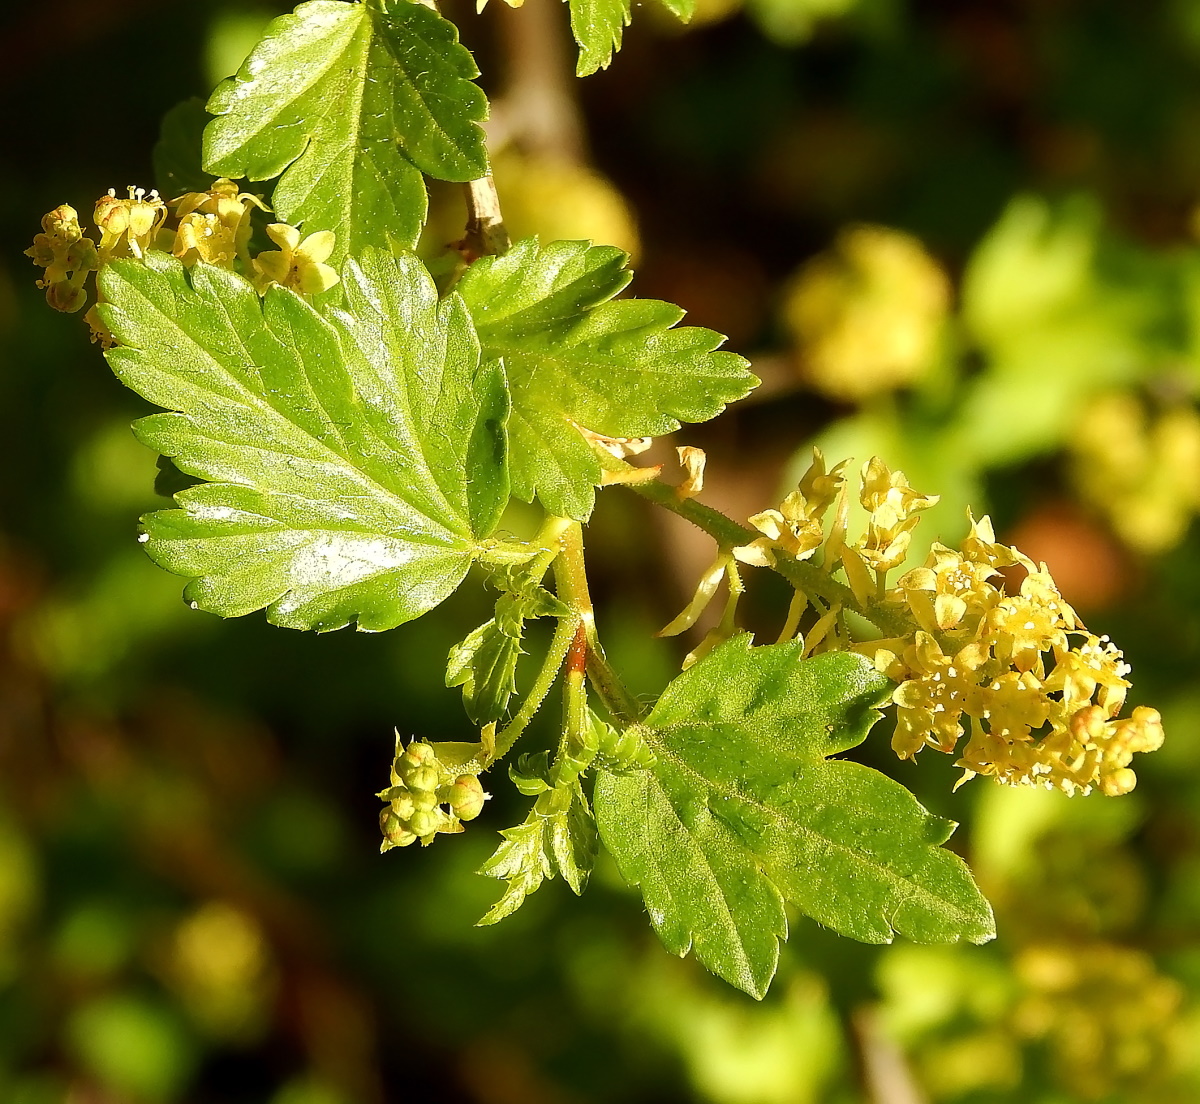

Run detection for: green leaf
[[97, 249, 508, 632], [478, 787, 597, 924], [594, 637, 995, 999], [446, 619, 522, 725], [203, 0, 488, 262], [372, 0, 489, 179], [153, 98, 212, 200], [565, 0, 694, 76], [457, 237, 758, 518], [568, 0, 631, 76]]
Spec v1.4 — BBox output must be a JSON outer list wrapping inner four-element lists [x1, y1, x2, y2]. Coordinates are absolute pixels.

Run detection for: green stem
[[555, 521, 644, 725], [492, 610, 578, 760]]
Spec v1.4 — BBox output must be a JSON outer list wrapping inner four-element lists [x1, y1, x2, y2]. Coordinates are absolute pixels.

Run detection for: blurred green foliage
[[5, 0, 1200, 1100]]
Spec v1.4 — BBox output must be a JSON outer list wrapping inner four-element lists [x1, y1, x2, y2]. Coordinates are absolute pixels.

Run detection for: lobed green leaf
[[566, 0, 696, 76], [478, 788, 597, 924], [595, 637, 995, 998], [203, 0, 488, 262], [568, 0, 632, 76], [457, 237, 758, 519], [98, 249, 508, 632]]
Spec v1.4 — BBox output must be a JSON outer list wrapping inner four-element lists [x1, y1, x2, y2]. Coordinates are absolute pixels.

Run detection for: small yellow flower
[[171, 179, 269, 266], [859, 456, 938, 528], [735, 496, 825, 566], [890, 632, 979, 756], [854, 458, 938, 574], [960, 512, 1032, 571], [252, 224, 339, 295], [976, 567, 1077, 675], [173, 212, 238, 268], [1043, 634, 1131, 715], [795, 448, 847, 520], [94, 186, 167, 260], [896, 545, 1000, 633]]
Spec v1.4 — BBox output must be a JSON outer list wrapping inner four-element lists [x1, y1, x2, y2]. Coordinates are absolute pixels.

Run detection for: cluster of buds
[[377, 738, 488, 850], [28, 181, 339, 346], [687, 450, 1163, 795]]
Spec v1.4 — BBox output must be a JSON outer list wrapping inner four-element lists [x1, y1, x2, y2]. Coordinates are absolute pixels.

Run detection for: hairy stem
[[492, 609, 578, 760]]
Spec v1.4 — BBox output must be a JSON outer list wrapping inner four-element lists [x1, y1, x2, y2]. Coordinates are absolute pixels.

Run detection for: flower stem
[[616, 473, 912, 640], [492, 608, 578, 761]]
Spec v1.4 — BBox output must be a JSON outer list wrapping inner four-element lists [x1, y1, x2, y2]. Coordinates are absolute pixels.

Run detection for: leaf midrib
[[645, 721, 974, 923]]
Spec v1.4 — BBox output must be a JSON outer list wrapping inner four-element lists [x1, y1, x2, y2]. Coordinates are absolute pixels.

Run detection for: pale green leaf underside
[[97, 249, 508, 632], [203, 0, 488, 261], [446, 619, 522, 725], [457, 237, 758, 519], [595, 638, 995, 998]]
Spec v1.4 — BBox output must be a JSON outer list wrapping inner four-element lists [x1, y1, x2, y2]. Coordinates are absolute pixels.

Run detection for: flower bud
[[406, 764, 440, 793], [388, 789, 415, 820], [410, 788, 438, 812], [408, 807, 443, 838], [447, 775, 486, 821], [45, 280, 87, 314], [380, 810, 417, 848]]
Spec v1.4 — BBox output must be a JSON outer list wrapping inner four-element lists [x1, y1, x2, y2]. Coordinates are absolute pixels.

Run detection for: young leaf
[[203, 0, 488, 261], [568, 0, 631, 76], [564, 0, 695, 76], [446, 620, 523, 725], [478, 787, 597, 924], [594, 637, 995, 999], [457, 237, 758, 519], [98, 249, 509, 632]]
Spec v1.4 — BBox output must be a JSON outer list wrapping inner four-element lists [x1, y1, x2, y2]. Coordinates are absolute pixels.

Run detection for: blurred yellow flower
[[781, 224, 950, 401]]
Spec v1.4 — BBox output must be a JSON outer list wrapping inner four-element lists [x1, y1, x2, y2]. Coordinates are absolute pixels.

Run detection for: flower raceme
[[712, 453, 1164, 796], [27, 182, 339, 344]]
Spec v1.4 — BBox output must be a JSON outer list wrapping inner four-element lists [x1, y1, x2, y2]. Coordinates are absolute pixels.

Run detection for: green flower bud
[[45, 279, 87, 313], [408, 807, 443, 838], [406, 764, 440, 793], [401, 741, 435, 768], [410, 789, 439, 812], [379, 810, 417, 849], [389, 789, 415, 820], [448, 775, 487, 821]]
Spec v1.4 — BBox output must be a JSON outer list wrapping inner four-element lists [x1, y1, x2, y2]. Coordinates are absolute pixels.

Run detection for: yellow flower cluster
[[27, 181, 339, 345], [780, 224, 950, 401], [25, 203, 97, 313], [725, 452, 1162, 795], [733, 450, 849, 567], [875, 515, 1162, 795]]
